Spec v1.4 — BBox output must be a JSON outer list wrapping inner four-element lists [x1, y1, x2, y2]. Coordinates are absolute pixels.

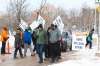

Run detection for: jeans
[[36, 44, 44, 62], [14, 47, 23, 58], [32, 39, 37, 52], [33, 43, 36, 52], [1, 41, 6, 54], [24, 44, 33, 56], [86, 41, 92, 49], [44, 44, 50, 58]]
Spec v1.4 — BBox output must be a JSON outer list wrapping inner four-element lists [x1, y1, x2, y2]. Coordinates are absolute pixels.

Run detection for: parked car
[[61, 31, 72, 52]]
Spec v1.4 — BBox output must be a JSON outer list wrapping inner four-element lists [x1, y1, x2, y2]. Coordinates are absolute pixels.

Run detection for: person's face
[[52, 26, 55, 30], [17, 30, 20, 33], [29, 30, 31, 32], [39, 27, 42, 30], [48, 29, 52, 32]]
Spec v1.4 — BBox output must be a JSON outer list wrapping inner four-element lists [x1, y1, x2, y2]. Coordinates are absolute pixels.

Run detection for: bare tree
[[8, 0, 28, 25], [39, 0, 47, 14], [80, 5, 94, 31], [68, 9, 80, 30]]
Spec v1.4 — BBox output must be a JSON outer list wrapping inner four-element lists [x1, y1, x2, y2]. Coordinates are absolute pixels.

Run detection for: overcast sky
[[0, 0, 96, 14]]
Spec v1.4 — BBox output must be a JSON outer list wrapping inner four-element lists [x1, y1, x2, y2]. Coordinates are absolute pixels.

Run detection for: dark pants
[[44, 44, 51, 58], [57, 42, 61, 57], [36, 44, 44, 62], [14, 47, 23, 58], [1, 41, 6, 54], [50, 42, 60, 62], [86, 41, 92, 49], [32, 40, 36, 52], [33, 43, 36, 52]]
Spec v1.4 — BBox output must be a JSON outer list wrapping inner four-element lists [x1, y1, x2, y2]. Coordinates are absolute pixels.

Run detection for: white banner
[[30, 20, 39, 31], [72, 32, 87, 50], [53, 16, 64, 33], [30, 15, 45, 31], [37, 15, 45, 27], [72, 32, 98, 50], [7, 35, 15, 48], [19, 20, 28, 31]]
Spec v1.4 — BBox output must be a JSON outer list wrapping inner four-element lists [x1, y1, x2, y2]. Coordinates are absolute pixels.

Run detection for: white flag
[[30, 20, 39, 31], [30, 15, 45, 31], [53, 16, 64, 33], [19, 20, 28, 31]]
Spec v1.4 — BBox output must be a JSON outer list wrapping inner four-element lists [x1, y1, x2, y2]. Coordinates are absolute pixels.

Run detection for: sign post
[[95, 0, 100, 56], [95, 0, 100, 3], [98, 3, 100, 51]]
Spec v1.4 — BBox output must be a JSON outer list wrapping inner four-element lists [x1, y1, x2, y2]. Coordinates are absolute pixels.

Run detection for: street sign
[[72, 32, 87, 50], [96, 0, 100, 3], [96, 6, 100, 12]]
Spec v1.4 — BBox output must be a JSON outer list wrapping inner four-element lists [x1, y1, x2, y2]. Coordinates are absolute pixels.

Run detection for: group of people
[[13, 24, 62, 63], [0, 24, 94, 64]]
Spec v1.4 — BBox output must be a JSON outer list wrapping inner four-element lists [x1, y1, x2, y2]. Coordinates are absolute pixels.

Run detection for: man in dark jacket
[[14, 28, 23, 59], [49, 24, 61, 63]]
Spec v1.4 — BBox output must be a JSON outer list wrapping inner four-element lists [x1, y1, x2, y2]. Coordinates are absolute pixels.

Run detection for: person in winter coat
[[1, 26, 8, 54], [36, 24, 47, 63], [85, 29, 94, 49], [49, 24, 61, 63], [23, 28, 33, 57], [14, 27, 23, 59]]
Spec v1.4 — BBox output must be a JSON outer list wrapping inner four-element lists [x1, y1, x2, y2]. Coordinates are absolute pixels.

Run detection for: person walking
[[55, 25, 62, 59], [23, 28, 33, 57], [85, 29, 94, 49], [36, 24, 46, 63], [49, 24, 61, 63], [44, 27, 52, 59], [14, 27, 23, 59]]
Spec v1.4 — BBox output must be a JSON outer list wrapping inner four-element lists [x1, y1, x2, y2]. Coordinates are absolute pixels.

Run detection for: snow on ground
[[48, 46, 100, 66]]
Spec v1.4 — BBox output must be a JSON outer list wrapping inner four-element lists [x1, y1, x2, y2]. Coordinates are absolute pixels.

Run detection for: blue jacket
[[23, 31, 32, 44]]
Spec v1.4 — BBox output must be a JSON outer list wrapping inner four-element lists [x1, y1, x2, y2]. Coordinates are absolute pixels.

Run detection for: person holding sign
[[35, 24, 47, 63]]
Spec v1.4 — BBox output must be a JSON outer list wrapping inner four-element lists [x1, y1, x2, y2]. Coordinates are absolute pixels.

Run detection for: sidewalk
[[0, 45, 100, 66]]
